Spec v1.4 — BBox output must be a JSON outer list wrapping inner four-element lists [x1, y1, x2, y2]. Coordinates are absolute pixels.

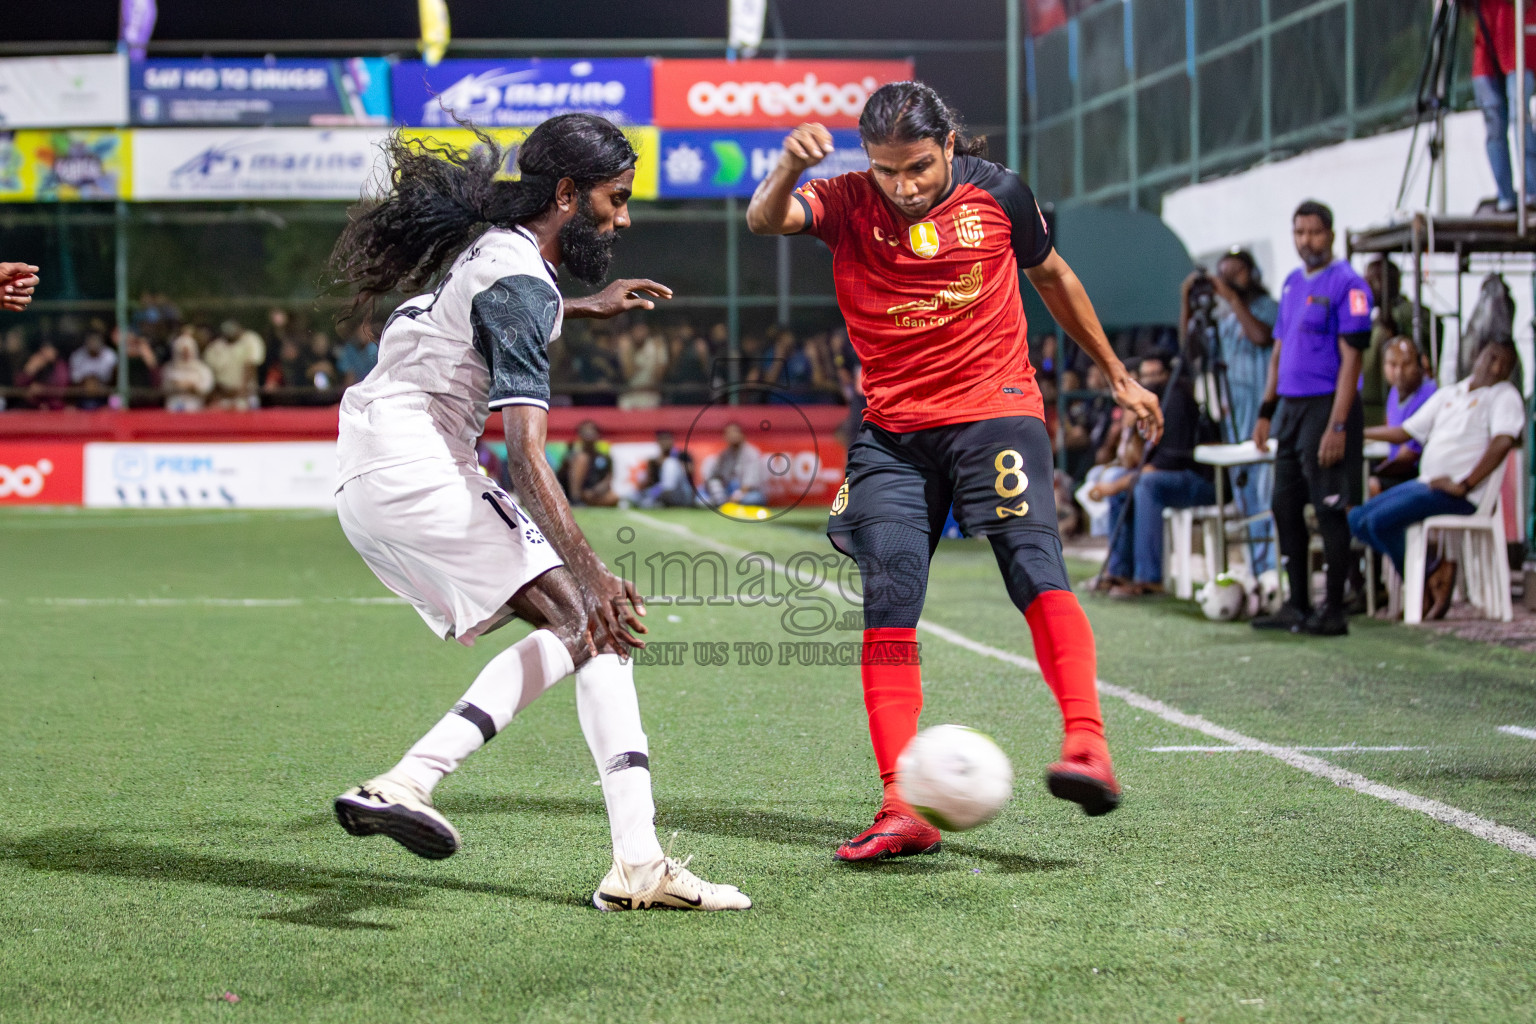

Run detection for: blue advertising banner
[[130, 58, 392, 126], [657, 129, 867, 198], [391, 58, 651, 127]]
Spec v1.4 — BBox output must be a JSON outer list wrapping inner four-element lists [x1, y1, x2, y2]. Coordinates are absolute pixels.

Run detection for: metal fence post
[[115, 199, 129, 407]]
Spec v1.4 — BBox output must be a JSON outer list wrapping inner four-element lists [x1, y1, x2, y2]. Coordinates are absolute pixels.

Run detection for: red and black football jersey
[[794, 155, 1051, 432]]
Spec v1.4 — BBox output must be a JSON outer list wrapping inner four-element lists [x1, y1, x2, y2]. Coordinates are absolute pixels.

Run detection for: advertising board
[[130, 57, 392, 126], [0, 129, 129, 201], [392, 58, 652, 127], [0, 442, 85, 505], [0, 55, 128, 129], [130, 127, 380, 201], [84, 442, 338, 509], [651, 59, 912, 128], [657, 128, 866, 198]]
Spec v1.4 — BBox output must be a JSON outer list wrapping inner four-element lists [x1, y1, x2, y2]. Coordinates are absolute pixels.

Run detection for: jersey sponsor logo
[[908, 220, 941, 258], [831, 479, 849, 515], [952, 205, 985, 248], [885, 262, 985, 318], [1349, 288, 1369, 316], [871, 225, 901, 247]]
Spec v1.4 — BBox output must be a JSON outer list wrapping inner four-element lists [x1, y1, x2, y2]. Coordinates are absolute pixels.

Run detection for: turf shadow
[[837, 843, 1075, 876], [435, 793, 860, 849], [0, 828, 589, 929]]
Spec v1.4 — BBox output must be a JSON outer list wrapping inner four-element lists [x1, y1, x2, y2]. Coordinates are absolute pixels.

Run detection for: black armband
[[1258, 399, 1278, 420], [1342, 330, 1372, 351]]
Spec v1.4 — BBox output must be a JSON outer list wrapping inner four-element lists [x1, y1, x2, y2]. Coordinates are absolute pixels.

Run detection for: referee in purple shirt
[[1251, 201, 1375, 636]]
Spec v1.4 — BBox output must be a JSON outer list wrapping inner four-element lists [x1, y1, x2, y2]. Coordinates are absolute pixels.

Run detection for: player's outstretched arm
[[501, 405, 647, 655], [1024, 249, 1163, 444], [746, 123, 834, 235], [565, 278, 673, 319], [1, 263, 40, 312]]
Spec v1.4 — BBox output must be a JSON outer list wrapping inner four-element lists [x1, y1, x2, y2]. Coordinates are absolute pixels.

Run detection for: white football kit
[[336, 226, 565, 645]]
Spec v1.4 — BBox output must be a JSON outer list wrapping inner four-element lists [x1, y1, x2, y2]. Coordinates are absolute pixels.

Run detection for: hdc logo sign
[[0, 443, 84, 505]]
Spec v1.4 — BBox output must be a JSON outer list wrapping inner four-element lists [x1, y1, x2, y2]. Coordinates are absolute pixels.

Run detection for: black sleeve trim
[[960, 156, 1052, 270], [791, 190, 815, 235], [1342, 330, 1372, 351], [470, 274, 561, 409]]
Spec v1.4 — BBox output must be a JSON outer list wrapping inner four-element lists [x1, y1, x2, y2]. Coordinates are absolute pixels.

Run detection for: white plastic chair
[[1162, 503, 1248, 599], [1401, 461, 1512, 625]]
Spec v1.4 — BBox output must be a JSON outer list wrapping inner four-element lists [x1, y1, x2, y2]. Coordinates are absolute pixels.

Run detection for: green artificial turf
[[2, 506, 1535, 1023]]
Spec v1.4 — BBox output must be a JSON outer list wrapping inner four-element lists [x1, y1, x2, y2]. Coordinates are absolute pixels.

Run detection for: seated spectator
[[705, 421, 767, 506], [619, 319, 668, 410], [161, 333, 215, 412], [337, 324, 379, 388], [664, 325, 713, 400], [305, 331, 339, 390], [559, 420, 619, 507], [264, 336, 308, 392], [205, 319, 266, 409], [1102, 356, 1216, 598], [19, 341, 69, 410], [0, 327, 27, 407], [1081, 415, 1145, 538], [1350, 341, 1523, 619], [1369, 336, 1436, 495], [68, 330, 117, 409], [568, 328, 622, 404], [121, 330, 162, 402], [639, 429, 697, 508]]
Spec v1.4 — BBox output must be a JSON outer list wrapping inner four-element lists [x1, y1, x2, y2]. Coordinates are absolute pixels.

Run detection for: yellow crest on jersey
[[831, 480, 849, 515], [908, 221, 941, 258]]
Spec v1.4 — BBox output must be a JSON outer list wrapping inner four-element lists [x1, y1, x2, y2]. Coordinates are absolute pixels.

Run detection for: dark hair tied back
[[332, 113, 636, 322], [858, 82, 988, 159]]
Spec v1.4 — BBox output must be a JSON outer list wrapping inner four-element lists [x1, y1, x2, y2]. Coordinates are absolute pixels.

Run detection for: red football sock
[[861, 627, 923, 805], [1024, 590, 1105, 742]]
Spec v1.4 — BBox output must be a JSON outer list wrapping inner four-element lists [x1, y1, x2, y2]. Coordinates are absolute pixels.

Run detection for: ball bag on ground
[[896, 724, 1014, 831]]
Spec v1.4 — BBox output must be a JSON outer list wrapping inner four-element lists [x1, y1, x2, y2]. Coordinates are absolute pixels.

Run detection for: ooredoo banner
[[0, 443, 84, 505], [651, 59, 912, 128], [84, 442, 338, 508], [0, 55, 128, 129]]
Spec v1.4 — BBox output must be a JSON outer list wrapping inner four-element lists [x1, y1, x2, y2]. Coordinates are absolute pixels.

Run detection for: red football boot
[[833, 797, 942, 862], [1046, 732, 1122, 817]]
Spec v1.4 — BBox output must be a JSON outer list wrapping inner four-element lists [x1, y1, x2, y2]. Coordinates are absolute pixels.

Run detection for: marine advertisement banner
[[392, 58, 652, 127], [130, 57, 392, 127], [130, 127, 380, 200]]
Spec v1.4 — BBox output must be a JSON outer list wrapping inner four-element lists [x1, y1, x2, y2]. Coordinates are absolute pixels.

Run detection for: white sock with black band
[[575, 653, 666, 870], [392, 629, 575, 795]]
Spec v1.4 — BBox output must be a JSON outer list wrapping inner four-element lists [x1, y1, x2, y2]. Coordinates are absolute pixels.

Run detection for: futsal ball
[[896, 725, 1014, 831], [1199, 573, 1248, 621]]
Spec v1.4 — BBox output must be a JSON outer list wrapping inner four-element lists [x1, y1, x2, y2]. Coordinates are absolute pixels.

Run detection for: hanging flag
[[728, 0, 768, 58], [119, 0, 158, 61], [418, 0, 451, 68]]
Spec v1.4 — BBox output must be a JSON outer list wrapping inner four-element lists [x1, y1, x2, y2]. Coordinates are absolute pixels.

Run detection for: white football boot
[[593, 855, 752, 911], [334, 772, 461, 860]]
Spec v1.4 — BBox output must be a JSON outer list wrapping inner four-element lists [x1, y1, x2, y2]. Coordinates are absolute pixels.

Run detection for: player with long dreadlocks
[[328, 114, 750, 911], [748, 83, 1162, 861]]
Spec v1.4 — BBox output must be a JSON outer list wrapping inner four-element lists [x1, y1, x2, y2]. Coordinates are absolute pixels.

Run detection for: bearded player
[[328, 115, 748, 910], [747, 83, 1162, 860]]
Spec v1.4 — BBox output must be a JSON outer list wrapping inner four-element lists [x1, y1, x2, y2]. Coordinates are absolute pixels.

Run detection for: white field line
[[627, 511, 1536, 861], [1145, 745, 1434, 753], [1499, 725, 1536, 741]]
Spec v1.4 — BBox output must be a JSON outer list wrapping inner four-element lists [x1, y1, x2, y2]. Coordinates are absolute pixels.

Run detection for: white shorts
[[336, 457, 563, 646]]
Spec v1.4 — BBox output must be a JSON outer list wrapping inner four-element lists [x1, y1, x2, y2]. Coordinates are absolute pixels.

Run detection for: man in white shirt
[[1351, 341, 1524, 617]]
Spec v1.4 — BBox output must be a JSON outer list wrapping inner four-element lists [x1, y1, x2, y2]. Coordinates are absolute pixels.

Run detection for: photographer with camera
[[1180, 249, 1280, 575]]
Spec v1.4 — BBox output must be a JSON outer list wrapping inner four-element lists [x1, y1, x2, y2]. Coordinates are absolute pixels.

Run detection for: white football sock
[[576, 653, 665, 869], [392, 629, 574, 795]]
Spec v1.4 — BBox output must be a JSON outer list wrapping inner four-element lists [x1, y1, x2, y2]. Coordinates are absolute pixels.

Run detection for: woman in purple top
[[1372, 336, 1436, 494]]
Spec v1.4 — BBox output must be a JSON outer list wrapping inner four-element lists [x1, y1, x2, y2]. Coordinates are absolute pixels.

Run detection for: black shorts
[[1273, 394, 1363, 509], [827, 415, 1059, 545]]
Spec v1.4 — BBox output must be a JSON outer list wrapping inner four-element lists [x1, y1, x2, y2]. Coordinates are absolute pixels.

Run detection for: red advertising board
[[0, 442, 84, 505], [651, 59, 914, 127]]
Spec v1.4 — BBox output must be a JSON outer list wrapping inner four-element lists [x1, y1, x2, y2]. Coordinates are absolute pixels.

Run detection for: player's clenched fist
[[0, 263, 39, 313], [780, 123, 835, 173]]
